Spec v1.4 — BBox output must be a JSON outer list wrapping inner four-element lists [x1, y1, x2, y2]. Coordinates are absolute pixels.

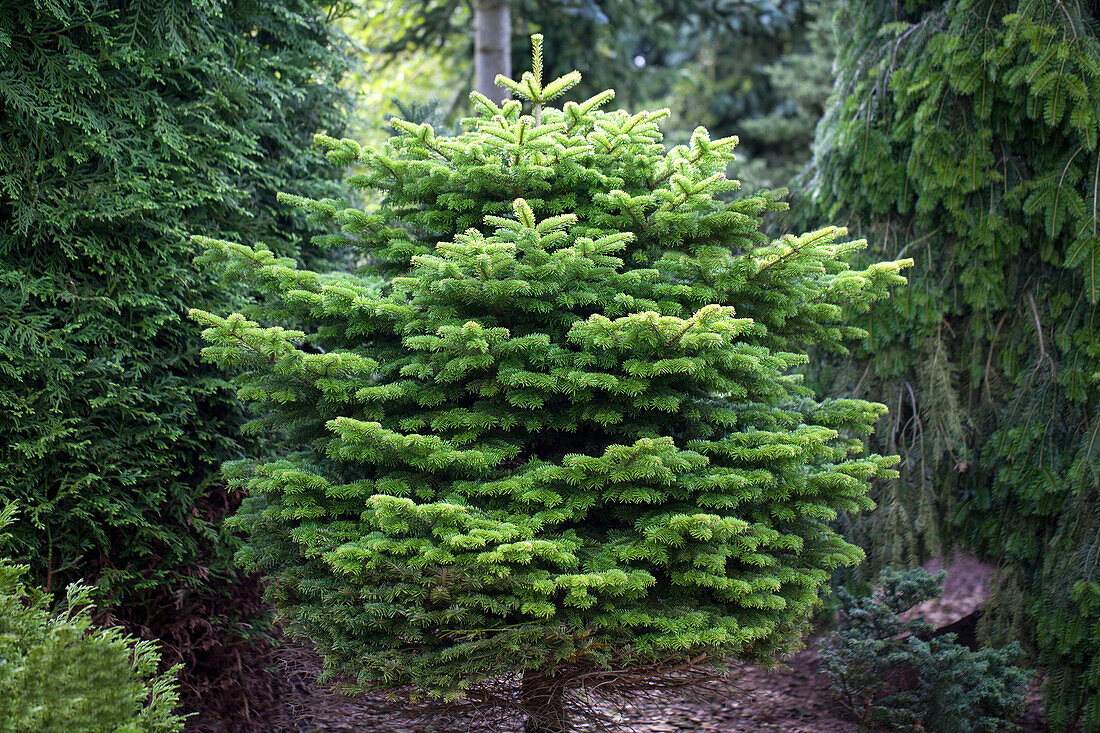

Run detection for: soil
[[255, 555, 1056, 733]]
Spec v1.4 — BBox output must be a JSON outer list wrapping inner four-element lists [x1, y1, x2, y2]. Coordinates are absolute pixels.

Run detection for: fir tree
[[805, 1, 1100, 729], [0, 0, 351, 726], [193, 37, 908, 732]]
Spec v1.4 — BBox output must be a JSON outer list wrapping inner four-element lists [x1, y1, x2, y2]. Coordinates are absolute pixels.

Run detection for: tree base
[[522, 671, 569, 733]]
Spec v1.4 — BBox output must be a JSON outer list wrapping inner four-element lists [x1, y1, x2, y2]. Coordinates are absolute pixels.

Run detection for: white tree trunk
[[474, 0, 511, 102]]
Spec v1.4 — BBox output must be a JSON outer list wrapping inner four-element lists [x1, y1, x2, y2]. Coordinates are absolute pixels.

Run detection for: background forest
[[0, 1, 1097, 732]]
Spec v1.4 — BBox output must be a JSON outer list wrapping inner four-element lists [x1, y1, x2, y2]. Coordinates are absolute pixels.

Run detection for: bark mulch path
[[269, 555, 1055, 733], [273, 648, 858, 733]]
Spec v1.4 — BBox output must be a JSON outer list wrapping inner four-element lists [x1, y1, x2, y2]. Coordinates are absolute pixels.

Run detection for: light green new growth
[[192, 37, 908, 724], [0, 505, 183, 733]]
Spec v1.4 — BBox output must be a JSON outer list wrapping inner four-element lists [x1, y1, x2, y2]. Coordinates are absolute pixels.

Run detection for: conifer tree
[[820, 568, 1031, 732], [806, 1, 1100, 729], [0, 0, 350, 726], [194, 37, 908, 731]]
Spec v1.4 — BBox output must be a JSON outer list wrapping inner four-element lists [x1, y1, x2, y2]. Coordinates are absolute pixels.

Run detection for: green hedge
[[0, 0, 351, 604]]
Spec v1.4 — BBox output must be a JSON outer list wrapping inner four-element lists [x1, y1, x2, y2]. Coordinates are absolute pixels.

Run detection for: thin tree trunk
[[474, 0, 510, 103], [521, 670, 568, 733]]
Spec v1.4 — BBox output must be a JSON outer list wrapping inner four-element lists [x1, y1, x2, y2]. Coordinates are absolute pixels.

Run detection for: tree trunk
[[474, 0, 510, 103], [521, 671, 568, 733]]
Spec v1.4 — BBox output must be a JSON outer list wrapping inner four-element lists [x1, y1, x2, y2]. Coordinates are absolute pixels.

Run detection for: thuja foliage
[[805, 1, 1100, 728], [193, 37, 907, 730], [0, 0, 350, 602], [821, 568, 1031, 732], [0, 506, 184, 733]]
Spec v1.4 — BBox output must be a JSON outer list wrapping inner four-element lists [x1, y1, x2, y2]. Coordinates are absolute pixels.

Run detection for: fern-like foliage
[[806, 1, 1100, 729]]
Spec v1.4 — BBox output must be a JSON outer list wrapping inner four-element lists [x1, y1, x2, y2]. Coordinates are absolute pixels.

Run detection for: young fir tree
[[820, 568, 1031, 732], [193, 37, 908, 731], [805, 1, 1100, 729], [0, 0, 350, 726]]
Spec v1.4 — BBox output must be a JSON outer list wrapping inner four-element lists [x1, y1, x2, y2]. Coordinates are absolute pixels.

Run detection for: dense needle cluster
[[194, 37, 907, 727], [807, 2, 1100, 727]]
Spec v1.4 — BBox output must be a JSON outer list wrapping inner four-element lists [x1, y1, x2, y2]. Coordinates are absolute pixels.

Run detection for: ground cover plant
[[806, 1, 1100, 728], [192, 36, 909, 731], [0, 505, 184, 733]]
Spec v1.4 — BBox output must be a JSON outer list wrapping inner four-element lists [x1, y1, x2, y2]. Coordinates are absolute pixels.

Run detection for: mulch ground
[[256, 555, 1056, 733]]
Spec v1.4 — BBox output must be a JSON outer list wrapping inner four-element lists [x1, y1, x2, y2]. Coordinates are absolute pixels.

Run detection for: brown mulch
[[265, 647, 858, 733], [221, 554, 1057, 732]]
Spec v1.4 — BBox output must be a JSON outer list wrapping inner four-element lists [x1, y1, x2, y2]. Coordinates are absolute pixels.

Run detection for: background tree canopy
[[350, 0, 828, 190]]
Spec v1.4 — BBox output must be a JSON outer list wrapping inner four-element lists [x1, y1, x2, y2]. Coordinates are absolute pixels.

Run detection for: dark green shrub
[[192, 38, 908, 731], [0, 0, 351, 601], [821, 568, 1031, 732], [0, 0, 351, 726]]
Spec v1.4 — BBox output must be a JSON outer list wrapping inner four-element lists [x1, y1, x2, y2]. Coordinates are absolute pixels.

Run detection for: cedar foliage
[[805, 1, 1100, 729], [0, 0, 350, 727], [0, 0, 349, 606], [193, 37, 908, 730]]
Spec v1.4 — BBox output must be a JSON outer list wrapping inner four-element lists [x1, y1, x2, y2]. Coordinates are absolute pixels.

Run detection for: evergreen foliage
[[0, 0, 351, 602], [820, 567, 1031, 732], [0, 505, 185, 733], [193, 38, 908, 729], [371, 1, 812, 112], [0, 1, 352, 726], [805, 1, 1100, 728], [730, 0, 836, 193]]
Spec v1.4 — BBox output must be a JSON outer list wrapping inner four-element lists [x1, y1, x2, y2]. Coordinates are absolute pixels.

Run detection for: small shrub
[[0, 505, 184, 732], [820, 567, 1031, 732]]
